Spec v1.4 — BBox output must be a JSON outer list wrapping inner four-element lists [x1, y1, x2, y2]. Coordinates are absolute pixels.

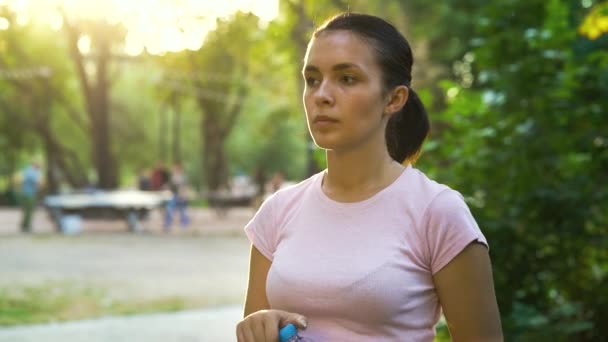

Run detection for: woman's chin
[[311, 138, 336, 151], [310, 132, 342, 149]]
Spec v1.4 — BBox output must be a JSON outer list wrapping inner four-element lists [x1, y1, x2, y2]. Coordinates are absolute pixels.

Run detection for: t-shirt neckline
[[314, 164, 412, 211]]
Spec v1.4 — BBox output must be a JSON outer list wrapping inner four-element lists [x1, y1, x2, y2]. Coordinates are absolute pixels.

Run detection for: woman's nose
[[314, 80, 334, 106]]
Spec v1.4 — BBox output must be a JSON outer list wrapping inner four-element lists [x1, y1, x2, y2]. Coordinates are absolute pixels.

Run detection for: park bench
[[44, 190, 171, 233], [206, 189, 257, 216]]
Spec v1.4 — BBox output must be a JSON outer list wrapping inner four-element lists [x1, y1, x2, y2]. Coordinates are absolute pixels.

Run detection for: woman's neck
[[323, 144, 405, 202]]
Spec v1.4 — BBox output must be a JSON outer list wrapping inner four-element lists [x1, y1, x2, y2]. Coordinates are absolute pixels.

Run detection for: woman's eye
[[341, 75, 356, 84], [305, 77, 320, 87]]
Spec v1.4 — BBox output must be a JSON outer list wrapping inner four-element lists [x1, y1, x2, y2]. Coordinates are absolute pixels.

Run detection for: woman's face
[[303, 30, 389, 154]]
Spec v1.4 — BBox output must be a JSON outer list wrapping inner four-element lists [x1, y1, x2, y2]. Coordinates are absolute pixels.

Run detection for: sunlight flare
[[1, 0, 279, 54]]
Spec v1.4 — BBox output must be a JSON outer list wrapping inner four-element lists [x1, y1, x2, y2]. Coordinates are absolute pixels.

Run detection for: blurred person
[[19, 160, 42, 233], [254, 167, 267, 198], [252, 167, 267, 211], [163, 162, 190, 230], [237, 13, 502, 342], [137, 168, 151, 191], [150, 162, 170, 191], [262, 171, 288, 203], [268, 171, 285, 194]]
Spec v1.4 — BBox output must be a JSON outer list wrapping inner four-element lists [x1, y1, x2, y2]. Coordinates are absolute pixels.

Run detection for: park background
[[0, 0, 606, 341]]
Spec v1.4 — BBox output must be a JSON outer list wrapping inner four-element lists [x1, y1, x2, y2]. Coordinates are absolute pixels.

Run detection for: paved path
[[0, 233, 251, 302], [0, 206, 256, 235], [0, 206, 254, 341], [0, 305, 242, 342]]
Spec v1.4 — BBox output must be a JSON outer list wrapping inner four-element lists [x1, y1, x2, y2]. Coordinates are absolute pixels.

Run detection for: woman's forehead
[[304, 30, 377, 70]]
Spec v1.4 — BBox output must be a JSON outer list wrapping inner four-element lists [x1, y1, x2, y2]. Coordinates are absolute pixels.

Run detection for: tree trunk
[[203, 115, 228, 191], [40, 127, 59, 194], [64, 17, 118, 189], [171, 94, 181, 163], [52, 144, 88, 189], [158, 100, 168, 163], [194, 82, 247, 193], [91, 36, 117, 189], [35, 116, 88, 190], [30, 89, 58, 194]]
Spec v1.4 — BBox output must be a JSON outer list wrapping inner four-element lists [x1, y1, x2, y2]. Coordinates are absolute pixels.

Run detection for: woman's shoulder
[[403, 166, 470, 217], [400, 166, 452, 201]]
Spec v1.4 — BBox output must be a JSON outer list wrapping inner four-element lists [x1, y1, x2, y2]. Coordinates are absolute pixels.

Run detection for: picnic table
[[44, 190, 171, 233]]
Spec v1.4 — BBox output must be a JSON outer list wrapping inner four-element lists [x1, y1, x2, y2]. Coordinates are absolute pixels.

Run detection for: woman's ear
[[383, 85, 409, 116]]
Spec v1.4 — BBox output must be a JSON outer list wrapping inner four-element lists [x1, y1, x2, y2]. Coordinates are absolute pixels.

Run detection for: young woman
[[236, 13, 503, 342]]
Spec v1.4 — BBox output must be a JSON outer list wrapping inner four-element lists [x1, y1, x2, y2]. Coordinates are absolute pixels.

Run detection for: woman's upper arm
[[433, 242, 503, 342], [243, 244, 272, 317]]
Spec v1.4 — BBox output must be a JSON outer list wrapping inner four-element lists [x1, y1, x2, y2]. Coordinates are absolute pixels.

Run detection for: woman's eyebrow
[[303, 63, 361, 73], [332, 63, 360, 71], [303, 65, 319, 73]]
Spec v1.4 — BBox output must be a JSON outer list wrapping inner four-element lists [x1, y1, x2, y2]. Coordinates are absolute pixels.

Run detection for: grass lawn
[[0, 282, 214, 326]]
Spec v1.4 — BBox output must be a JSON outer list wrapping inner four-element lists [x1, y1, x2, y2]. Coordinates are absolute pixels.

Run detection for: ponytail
[[385, 88, 429, 164]]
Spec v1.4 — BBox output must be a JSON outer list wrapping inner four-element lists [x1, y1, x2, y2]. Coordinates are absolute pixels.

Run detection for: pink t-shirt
[[245, 165, 487, 341]]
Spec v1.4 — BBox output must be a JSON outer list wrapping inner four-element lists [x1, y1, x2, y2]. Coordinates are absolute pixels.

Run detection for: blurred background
[[0, 0, 606, 341]]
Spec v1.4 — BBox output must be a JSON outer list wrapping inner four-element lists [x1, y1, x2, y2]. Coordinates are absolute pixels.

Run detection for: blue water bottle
[[279, 323, 299, 342]]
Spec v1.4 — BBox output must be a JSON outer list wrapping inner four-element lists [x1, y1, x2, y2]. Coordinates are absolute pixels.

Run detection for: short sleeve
[[423, 189, 488, 275], [244, 193, 279, 261]]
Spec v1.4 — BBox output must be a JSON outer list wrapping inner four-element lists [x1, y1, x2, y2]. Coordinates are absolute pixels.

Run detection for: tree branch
[[220, 82, 248, 138], [0, 97, 33, 128], [50, 138, 89, 188], [287, 0, 313, 65], [60, 9, 94, 116], [51, 87, 90, 132]]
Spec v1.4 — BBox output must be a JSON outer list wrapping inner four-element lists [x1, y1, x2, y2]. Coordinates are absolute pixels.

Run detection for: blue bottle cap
[[279, 323, 298, 342]]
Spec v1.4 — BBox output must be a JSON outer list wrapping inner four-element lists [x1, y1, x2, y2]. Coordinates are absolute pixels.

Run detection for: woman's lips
[[313, 115, 339, 126]]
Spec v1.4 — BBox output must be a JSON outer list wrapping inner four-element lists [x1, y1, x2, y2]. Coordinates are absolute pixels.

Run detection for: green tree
[[159, 12, 264, 191], [0, 6, 89, 193], [419, 1, 607, 339], [61, 12, 126, 189]]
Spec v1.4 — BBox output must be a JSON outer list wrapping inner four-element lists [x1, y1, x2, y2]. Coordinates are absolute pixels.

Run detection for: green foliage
[[228, 104, 307, 180], [0, 12, 40, 174], [418, 0, 607, 339], [0, 7, 90, 189], [109, 60, 203, 186]]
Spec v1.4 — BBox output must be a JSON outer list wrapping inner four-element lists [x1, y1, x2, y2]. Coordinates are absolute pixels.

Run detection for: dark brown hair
[[313, 13, 429, 163]]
